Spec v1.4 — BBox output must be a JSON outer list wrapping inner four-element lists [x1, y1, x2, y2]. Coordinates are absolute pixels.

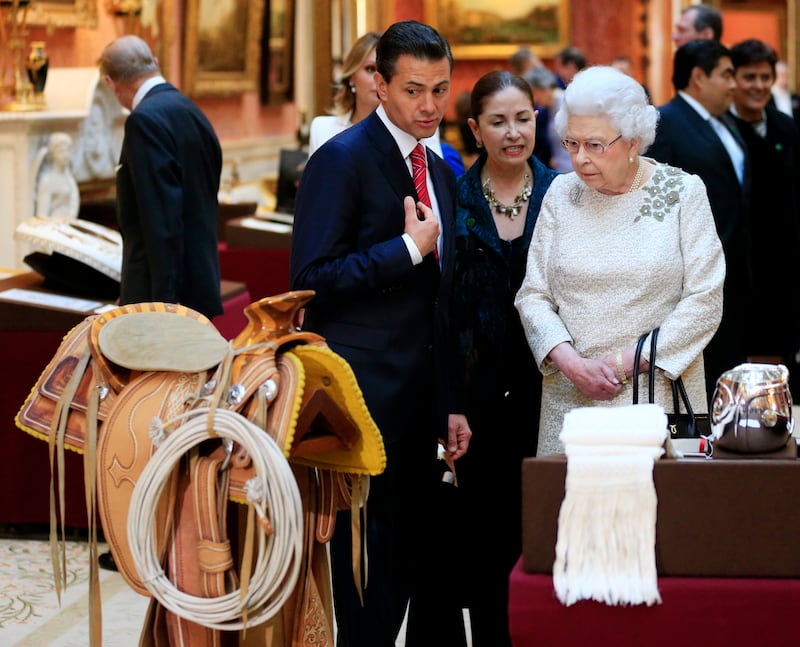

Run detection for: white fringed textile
[[553, 404, 667, 607]]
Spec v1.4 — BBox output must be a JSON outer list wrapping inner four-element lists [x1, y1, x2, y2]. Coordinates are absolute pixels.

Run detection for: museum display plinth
[[0, 67, 124, 270], [521, 454, 800, 578], [509, 453, 800, 647]]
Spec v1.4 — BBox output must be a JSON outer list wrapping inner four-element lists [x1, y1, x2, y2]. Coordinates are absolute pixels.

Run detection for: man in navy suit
[[98, 35, 223, 319], [647, 39, 750, 402], [729, 39, 800, 386], [291, 20, 472, 647]]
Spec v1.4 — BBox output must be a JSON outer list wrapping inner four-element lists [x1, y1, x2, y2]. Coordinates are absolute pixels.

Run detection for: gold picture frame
[[27, 0, 98, 28], [264, 0, 294, 104], [424, 0, 569, 60], [183, 0, 266, 97]]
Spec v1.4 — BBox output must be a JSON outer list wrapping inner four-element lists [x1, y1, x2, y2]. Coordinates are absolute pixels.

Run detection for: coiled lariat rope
[[127, 406, 303, 630]]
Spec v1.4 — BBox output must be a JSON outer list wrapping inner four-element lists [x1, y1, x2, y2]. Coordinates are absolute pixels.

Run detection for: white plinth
[[0, 67, 124, 270]]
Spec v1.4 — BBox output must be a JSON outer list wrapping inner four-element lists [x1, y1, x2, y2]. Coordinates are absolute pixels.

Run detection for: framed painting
[[262, 0, 295, 104], [424, 0, 569, 60], [26, 0, 98, 28], [183, 0, 266, 97]]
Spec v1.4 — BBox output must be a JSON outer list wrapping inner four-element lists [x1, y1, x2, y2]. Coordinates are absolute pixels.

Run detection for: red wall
[[382, 0, 643, 121]]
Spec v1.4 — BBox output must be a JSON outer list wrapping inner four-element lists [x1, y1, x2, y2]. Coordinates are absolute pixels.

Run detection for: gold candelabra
[[0, 0, 45, 111]]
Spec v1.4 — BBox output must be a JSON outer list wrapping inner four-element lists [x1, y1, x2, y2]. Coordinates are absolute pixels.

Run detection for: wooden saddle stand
[[15, 291, 386, 647]]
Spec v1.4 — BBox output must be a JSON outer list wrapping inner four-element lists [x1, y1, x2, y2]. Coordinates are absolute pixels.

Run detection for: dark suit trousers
[[329, 372, 467, 647]]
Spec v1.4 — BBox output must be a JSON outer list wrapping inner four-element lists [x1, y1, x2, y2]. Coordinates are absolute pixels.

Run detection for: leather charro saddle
[[15, 291, 385, 647]]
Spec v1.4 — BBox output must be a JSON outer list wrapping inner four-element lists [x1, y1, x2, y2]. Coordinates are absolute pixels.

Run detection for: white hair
[[554, 65, 659, 153]]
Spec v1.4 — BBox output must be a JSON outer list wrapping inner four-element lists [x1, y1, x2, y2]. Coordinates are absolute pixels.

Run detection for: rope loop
[[127, 407, 303, 630]]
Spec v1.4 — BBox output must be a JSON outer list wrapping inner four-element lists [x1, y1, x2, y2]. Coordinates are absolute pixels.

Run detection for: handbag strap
[[632, 326, 698, 423], [632, 331, 648, 404], [648, 327, 659, 403], [673, 375, 696, 419]]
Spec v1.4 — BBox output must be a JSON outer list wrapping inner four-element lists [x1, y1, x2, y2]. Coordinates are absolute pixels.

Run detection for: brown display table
[[510, 454, 800, 646], [522, 453, 800, 578], [0, 272, 248, 336], [224, 215, 292, 249]]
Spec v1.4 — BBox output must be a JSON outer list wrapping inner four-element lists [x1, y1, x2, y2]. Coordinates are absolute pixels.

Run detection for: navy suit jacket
[[730, 105, 800, 355], [290, 111, 456, 443], [116, 83, 223, 318], [647, 94, 750, 260]]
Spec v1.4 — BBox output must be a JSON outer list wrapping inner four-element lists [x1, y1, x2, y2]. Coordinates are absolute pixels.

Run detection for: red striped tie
[[410, 143, 439, 263], [410, 143, 432, 209]]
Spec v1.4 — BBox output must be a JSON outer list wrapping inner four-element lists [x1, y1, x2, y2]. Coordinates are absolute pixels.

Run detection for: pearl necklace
[[628, 158, 644, 193], [482, 173, 533, 219]]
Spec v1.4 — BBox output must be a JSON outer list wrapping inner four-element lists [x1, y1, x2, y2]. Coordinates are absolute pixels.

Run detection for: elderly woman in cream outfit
[[514, 66, 725, 456]]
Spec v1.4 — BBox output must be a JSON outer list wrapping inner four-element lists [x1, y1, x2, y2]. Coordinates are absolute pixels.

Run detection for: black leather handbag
[[632, 327, 711, 439]]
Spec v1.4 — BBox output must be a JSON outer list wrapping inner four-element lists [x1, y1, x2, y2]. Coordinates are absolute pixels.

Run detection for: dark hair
[[376, 20, 454, 83], [556, 46, 587, 71], [672, 39, 730, 91], [684, 4, 723, 41], [470, 70, 533, 119], [730, 38, 778, 76]]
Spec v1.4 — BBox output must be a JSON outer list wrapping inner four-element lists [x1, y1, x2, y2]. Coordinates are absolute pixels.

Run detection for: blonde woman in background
[[308, 32, 381, 156]]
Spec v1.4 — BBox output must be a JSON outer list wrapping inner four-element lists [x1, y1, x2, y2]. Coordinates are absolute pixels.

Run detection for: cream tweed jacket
[[515, 160, 725, 456]]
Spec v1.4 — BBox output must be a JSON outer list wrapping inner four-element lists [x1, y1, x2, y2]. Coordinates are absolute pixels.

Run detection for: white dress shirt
[[680, 91, 745, 184], [375, 104, 442, 265]]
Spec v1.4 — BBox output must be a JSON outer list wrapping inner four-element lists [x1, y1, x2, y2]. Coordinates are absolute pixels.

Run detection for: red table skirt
[[211, 286, 250, 340], [509, 558, 800, 647], [218, 245, 291, 302], [0, 331, 88, 528]]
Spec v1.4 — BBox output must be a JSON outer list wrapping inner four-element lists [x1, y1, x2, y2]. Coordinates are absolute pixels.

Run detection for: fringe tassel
[[553, 453, 662, 607]]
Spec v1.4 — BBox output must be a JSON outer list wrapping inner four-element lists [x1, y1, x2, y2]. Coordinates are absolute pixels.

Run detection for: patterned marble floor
[[0, 536, 461, 646], [0, 538, 149, 646]]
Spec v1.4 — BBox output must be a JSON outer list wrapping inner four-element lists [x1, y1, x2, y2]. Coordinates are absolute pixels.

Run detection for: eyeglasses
[[561, 133, 623, 156]]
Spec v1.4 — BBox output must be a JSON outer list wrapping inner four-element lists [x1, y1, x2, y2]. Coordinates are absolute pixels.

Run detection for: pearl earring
[[349, 84, 355, 94], [629, 156, 634, 164]]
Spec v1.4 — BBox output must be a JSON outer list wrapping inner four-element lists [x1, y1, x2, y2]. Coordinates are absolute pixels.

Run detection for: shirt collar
[[133, 75, 167, 110], [729, 103, 767, 124], [376, 104, 424, 161], [679, 90, 713, 121], [730, 103, 767, 137]]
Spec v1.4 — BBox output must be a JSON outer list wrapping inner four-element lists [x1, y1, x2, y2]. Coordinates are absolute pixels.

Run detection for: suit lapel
[[675, 96, 742, 184], [427, 149, 454, 269], [721, 111, 751, 191], [674, 97, 726, 153], [363, 113, 417, 203], [363, 113, 455, 271]]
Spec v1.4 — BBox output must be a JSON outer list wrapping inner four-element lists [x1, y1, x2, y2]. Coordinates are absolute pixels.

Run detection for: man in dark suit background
[[729, 39, 800, 387], [647, 39, 750, 402], [772, 60, 800, 130], [98, 35, 223, 319], [290, 20, 471, 647], [673, 3, 723, 48]]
